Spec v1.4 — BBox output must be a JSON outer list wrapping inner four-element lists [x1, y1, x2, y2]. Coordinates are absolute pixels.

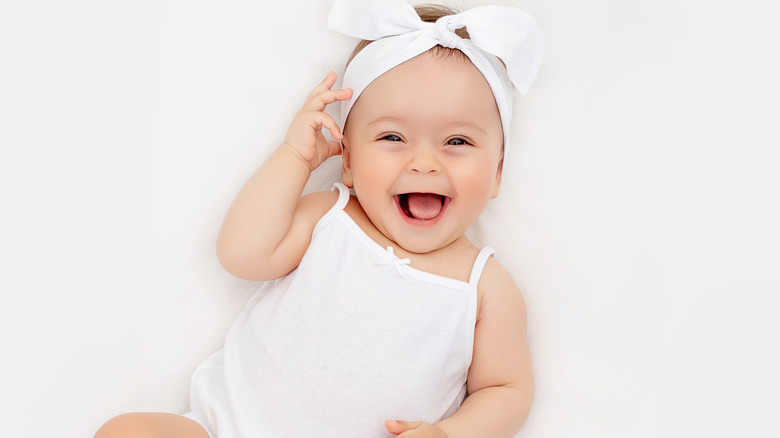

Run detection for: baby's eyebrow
[[448, 121, 486, 134], [366, 116, 486, 134], [365, 115, 406, 128]]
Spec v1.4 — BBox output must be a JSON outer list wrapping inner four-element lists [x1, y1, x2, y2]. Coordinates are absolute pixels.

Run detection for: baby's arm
[[386, 259, 534, 438], [439, 259, 534, 436], [216, 72, 352, 281]]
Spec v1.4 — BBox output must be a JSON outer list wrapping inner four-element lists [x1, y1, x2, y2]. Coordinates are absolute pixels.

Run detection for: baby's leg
[[94, 412, 210, 438]]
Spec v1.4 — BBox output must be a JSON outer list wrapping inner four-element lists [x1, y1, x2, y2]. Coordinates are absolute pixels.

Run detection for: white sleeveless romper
[[187, 183, 495, 438]]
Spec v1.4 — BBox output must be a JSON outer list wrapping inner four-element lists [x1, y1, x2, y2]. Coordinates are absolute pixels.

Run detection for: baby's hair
[[345, 4, 471, 66]]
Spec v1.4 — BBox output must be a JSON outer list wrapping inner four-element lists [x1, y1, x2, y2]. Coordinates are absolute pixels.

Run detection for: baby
[[95, 0, 543, 437]]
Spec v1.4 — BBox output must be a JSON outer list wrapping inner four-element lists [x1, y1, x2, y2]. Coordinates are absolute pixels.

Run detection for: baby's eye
[[446, 137, 469, 146], [381, 134, 403, 142]]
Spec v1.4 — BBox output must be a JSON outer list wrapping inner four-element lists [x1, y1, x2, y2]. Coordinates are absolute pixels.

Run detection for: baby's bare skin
[[94, 413, 209, 438]]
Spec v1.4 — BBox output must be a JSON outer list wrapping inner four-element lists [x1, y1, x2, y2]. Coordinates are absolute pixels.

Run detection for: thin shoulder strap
[[331, 182, 351, 211], [469, 246, 496, 286]]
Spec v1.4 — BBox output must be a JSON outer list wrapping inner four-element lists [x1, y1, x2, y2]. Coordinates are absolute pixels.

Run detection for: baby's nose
[[407, 148, 441, 174]]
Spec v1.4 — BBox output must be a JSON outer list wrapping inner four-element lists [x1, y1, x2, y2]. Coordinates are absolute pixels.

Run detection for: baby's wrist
[[281, 142, 316, 172]]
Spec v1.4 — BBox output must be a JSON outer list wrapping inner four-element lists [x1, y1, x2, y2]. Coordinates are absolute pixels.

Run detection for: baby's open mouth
[[397, 193, 449, 220]]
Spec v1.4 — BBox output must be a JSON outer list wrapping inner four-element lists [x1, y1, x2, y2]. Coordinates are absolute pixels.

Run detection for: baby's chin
[[386, 232, 461, 256]]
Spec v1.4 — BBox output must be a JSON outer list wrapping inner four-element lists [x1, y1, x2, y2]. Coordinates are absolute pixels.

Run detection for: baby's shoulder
[[478, 256, 516, 288], [476, 256, 526, 319], [297, 190, 341, 218]]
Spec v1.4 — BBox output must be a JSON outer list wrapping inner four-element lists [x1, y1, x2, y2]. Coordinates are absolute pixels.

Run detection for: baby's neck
[[343, 195, 480, 283]]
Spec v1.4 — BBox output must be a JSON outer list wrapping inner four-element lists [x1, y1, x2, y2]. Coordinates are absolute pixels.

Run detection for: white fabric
[[328, 0, 544, 146], [9, 2, 780, 437], [188, 183, 496, 437]]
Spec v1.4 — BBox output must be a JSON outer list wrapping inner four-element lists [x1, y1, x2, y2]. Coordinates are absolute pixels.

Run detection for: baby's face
[[342, 50, 504, 254]]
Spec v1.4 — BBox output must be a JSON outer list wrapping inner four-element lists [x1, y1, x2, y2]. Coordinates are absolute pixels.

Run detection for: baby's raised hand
[[283, 71, 352, 171], [385, 419, 448, 438]]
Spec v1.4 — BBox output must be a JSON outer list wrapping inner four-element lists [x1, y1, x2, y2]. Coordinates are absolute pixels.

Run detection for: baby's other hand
[[283, 71, 352, 171], [385, 419, 448, 438]]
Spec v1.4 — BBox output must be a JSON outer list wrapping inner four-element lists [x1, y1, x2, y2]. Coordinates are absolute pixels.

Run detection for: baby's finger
[[303, 87, 353, 111], [317, 110, 344, 140], [307, 71, 338, 100], [326, 139, 343, 157], [386, 419, 423, 435], [288, 110, 343, 150]]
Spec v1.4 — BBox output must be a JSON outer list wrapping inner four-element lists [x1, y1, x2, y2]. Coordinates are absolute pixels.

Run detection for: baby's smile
[[395, 193, 452, 224]]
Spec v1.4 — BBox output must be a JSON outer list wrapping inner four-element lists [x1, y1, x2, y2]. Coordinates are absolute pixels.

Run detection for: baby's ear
[[341, 138, 354, 188], [491, 155, 504, 199]]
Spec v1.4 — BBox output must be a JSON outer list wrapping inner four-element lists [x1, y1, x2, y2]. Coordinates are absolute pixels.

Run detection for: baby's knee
[[94, 413, 149, 438], [94, 412, 207, 438]]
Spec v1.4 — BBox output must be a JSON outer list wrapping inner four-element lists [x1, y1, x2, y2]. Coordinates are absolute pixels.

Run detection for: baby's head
[[328, 0, 543, 253], [342, 46, 504, 253]]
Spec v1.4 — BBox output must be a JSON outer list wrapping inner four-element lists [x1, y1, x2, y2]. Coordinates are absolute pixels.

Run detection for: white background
[[1, 0, 778, 436]]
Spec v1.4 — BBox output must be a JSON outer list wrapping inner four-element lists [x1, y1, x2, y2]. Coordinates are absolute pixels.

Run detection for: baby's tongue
[[406, 193, 443, 220]]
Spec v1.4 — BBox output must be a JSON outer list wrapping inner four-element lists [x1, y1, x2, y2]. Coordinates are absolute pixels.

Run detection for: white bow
[[383, 246, 411, 278], [328, 0, 544, 144]]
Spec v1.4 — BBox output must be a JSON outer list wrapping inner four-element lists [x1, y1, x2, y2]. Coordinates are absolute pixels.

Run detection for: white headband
[[328, 0, 544, 146]]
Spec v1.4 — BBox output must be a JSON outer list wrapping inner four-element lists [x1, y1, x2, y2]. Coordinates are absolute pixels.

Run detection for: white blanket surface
[[1, 0, 778, 437]]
